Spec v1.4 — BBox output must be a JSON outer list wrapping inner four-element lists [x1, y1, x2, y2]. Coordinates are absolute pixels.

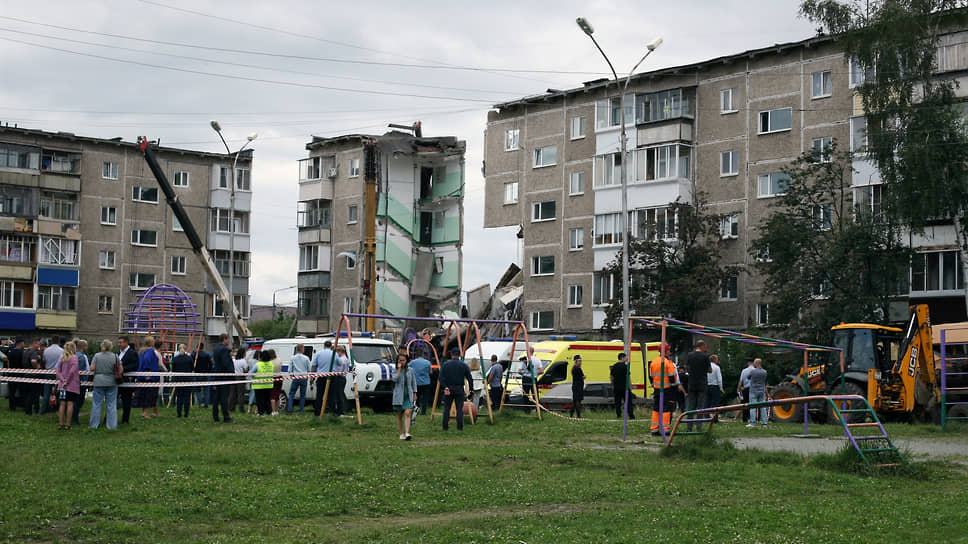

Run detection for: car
[[537, 381, 646, 412]]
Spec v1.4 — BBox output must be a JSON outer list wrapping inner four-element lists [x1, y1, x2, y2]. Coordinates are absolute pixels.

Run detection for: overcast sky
[[0, 0, 817, 307]]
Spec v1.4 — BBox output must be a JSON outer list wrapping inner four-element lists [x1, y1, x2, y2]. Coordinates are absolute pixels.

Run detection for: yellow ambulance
[[526, 339, 659, 398]]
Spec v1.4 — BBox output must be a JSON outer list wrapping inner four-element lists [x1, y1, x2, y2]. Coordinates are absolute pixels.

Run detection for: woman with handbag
[[89, 339, 120, 429], [55, 341, 80, 430]]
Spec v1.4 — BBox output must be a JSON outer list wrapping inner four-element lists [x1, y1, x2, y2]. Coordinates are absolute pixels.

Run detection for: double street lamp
[[210, 121, 257, 342], [577, 17, 662, 436]]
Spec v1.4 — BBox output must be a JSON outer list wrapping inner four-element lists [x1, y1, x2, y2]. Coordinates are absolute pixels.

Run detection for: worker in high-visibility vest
[[649, 344, 685, 436], [252, 351, 275, 416]]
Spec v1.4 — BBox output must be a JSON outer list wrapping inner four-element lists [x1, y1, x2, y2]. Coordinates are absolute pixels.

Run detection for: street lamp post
[[272, 284, 298, 318], [210, 121, 257, 344], [577, 17, 661, 439]]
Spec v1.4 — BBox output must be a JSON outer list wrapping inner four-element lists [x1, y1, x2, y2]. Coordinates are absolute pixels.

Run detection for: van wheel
[[278, 391, 288, 413]]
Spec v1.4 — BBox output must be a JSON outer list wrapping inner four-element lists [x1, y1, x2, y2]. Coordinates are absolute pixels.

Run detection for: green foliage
[[752, 142, 911, 342], [248, 311, 295, 340]]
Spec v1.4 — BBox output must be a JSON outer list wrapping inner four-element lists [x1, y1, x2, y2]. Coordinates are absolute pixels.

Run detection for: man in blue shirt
[[439, 347, 472, 431], [288, 343, 311, 414], [311, 341, 335, 416], [408, 352, 432, 417], [40, 335, 63, 415]]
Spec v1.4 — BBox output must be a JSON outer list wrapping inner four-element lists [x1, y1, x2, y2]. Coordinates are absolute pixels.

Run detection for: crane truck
[[137, 137, 251, 339]]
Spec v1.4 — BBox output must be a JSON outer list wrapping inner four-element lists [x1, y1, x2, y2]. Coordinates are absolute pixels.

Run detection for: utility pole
[[363, 139, 378, 332]]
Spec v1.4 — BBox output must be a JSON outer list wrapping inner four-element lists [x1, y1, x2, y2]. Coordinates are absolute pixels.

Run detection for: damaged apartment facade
[[484, 31, 968, 335], [296, 129, 465, 334]]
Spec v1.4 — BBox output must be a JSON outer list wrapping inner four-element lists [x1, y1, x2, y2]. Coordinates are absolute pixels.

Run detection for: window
[[720, 214, 739, 239], [633, 207, 678, 241], [504, 128, 520, 151], [210, 209, 249, 233], [173, 215, 183, 232], [855, 184, 883, 217], [569, 228, 584, 251], [38, 286, 76, 311], [503, 181, 518, 204], [132, 186, 159, 203], [594, 213, 622, 246], [347, 205, 359, 224], [720, 275, 738, 301], [531, 255, 555, 276], [299, 245, 320, 271], [530, 310, 554, 331], [100, 206, 117, 225], [297, 200, 332, 228], [812, 279, 831, 299], [812, 137, 833, 163], [813, 205, 832, 230], [721, 87, 738, 113], [299, 156, 334, 181], [0, 143, 40, 169], [911, 251, 964, 293], [434, 211, 446, 229], [570, 116, 585, 139], [343, 296, 354, 314], [102, 161, 119, 180], [755, 303, 770, 327], [633, 144, 690, 182], [298, 288, 330, 318], [848, 57, 874, 88], [636, 89, 691, 123], [936, 41, 968, 72], [131, 229, 158, 247], [349, 158, 360, 178], [811, 70, 832, 98], [757, 173, 790, 198], [533, 145, 557, 168], [213, 250, 250, 277], [219, 166, 230, 188], [531, 200, 556, 222], [0, 281, 28, 308], [720, 150, 739, 177], [39, 238, 79, 265], [0, 186, 30, 216], [755, 244, 772, 263], [39, 191, 78, 221], [97, 295, 113, 314], [129, 272, 156, 290], [596, 96, 631, 129], [758, 107, 793, 134], [98, 250, 116, 270], [346, 254, 356, 270], [568, 284, 583, 307], [173, 170, 190, 187], [212, 294, 250, 318], [233, 168, 250, 191], [171, 255, 186, 275], [0, 235, 34, 263], [569, 172, 585, 195], [595, 152, 622, 187], [850, 116, 868, 153], [593, 272, 614, 305]]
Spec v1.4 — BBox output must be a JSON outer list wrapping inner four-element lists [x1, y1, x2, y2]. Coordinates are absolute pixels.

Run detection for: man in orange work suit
[[649, 344, 685, 437]]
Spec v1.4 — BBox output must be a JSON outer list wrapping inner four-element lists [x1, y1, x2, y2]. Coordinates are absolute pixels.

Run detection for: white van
[[261, 334, 397, 410]]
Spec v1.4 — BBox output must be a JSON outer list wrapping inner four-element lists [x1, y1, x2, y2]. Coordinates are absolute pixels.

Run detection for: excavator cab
[[827, 324, 903, 386]]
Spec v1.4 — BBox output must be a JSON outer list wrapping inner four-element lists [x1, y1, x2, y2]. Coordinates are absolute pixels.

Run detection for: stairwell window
[[505, 129, 520, 151], [720, 214, 739, 239], [97, 295, 113, 314], [757, 173, 790, 198], [531, 255, 555, 276], [349, 159, 360, 178], [129, 273, 156, 290], [173, 170, 190, 187], [758, 107, 792, 134], [533, 145, 557, 168], [100, 206, 117, 226], [568, 284, 583, 307], [720, 150, 739, 177], [170, 255, 186, 275], [721, 87, 738, 114], [503, 181, 518, 204], [811, 70, 832, 98], [132, 186, 159, 203], [570, 116, 585, 140], [102, 161, 119, 180], [569, 228, 584, 251], [530, 310, 554, 331], [347, 205, 359, 224], [755, 303, 770, 327], [719, 275, 738, 301], [569, 172, 585, 195], [98, 250, 115, 270], [531, 200, 556, 222], [131, 229, 158, 247], [812, 137, 833, 163]]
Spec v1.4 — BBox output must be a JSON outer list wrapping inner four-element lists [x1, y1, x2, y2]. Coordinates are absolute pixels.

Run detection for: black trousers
[[23, 383, 40, 415], [119, 385, 134, 423], [570, 389, 583, 418], [328, 376, 346, 415], [488, 385, 503, 411], [442, 390, 466, 430], [614, 390, 634, 419], [741, 389, 750, 421], [8, 381, 21, 410], [212, 385, 231, 421], [175, 388, 192, 417], [313, 377, 328, 416], [254, 388, 272, 415], [71, 386, 87, 424]]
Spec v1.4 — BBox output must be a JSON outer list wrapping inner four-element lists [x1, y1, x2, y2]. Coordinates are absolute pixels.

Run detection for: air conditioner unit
[[326, 167, 338, 179]]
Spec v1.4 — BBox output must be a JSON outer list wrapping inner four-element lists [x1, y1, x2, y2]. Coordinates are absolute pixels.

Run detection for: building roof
[[306, 130, 465, 155], [493, 33, 835, 110]]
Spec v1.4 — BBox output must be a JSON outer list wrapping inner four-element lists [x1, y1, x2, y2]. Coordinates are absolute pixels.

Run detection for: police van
[[260, 334, 397, 410]]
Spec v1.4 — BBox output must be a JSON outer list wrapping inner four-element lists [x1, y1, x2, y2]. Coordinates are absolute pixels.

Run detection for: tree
[[801, 0, 968, 313], [248, 311, 295, 340], [601, 195, 730, 336], [751, 141, 911, 341]]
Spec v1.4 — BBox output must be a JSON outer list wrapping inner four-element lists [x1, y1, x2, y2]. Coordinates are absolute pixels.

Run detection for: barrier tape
[[0, 370, 351, 387]]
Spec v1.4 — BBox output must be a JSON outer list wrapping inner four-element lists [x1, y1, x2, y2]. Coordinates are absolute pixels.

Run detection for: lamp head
[[647, 36, 664, 51], [576, 17, 594, 36], [247, 132, 258, 142], [210, 120, 222, 132]]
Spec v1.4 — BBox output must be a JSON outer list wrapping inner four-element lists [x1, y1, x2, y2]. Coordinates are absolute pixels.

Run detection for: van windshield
[[347, 345, 395, 364]]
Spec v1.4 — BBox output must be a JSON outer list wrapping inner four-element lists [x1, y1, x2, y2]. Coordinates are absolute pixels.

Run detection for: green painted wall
[[430, 260, 459, 289], [376, 236, 413, 281], [377, 194, 415, 235], [376, 282, 413, 317], [431, 169, 462, 198], [431, 215, 460, 244]]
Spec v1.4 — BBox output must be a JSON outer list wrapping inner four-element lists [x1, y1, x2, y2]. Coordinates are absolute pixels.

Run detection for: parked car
[[536, 381, 646, 412]]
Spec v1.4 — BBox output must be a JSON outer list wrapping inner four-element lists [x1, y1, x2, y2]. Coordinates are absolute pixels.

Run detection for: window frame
[[530, 255, 555, 277], [102, 161, 119, 180], [100, 205, 117, 226], [721, 87, 738, 114], [130, 229, 158, 247], [129, 272, 156, 291], [531, 200, 556, 222], [504, 128, 520, 151], [593, 272, 614, 306], [720, 214, 739, 239], [170, 255, 187, 275], [720, 149, 739, 177], [812, 136, 833, 163], [529, 310, 554, 331], [37, 285, 76, 312], [533, 145, 558, 168], [97, 295, 113, 314], [567, 284, 583, 308], [348, 158, 360, 178], [173, 170, 190, 187], [568, 227, 584, 251], [347, 204, 359, 224], [757, 107, 793, 135], [98, 250, 116, 270], [570, 116, 585, 140], [299, 245, 320, 272], [131, 186, 159, 204], [757, 172, 790, 198], [755, 303, 770, 327], [811, 70, 832, 99], [719, 275, 738, 301], [569, 171, 585, 195], [503, 181, 519, 204]]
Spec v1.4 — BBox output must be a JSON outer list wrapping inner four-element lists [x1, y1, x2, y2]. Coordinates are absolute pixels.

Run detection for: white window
[[812, 137, 833, 163], [854, 184, 883, 217], [533, 145, 557, 168], [596, 96, 630, 129], [39, 191, 78, 221], [848, 57, 874, 88], [97, 295, 113, 314], [568, 284, 583, 307], [569, 171, 585, 195], [720, 275, 738, 301], [569, 228, 584, 251], [758, 107, 792, 134], [633, 144, 690, 182], [219, 166, 231, 188], [132, 186, 159, 203], [170, 255, 186, 275], [210, 209, 249, 234], [635, 89, 690, 123], [98, 250, 116, 270], [0, 235, 34, 263], [212, 294, 250, 318], [349, 158, 360, 178], [504, 129, 520, 151], [100, 206, 117, 225], [531, 200, 556, 222], [911, 250, 964, 293], [594, 213, 622, 246], [813, 205, 832, 230], [595, 152, 622, 187], [299, 245, 320, 271], [593, 272, 614, 305], [570, 116, 585, 139], [531, 255, 555, 276], [343, 296, 354, 314], [755, 303, 770, 327], [757, 173, 790, 198], [0, 281, 27, 308], [346, 254, 356, 270], [131, 229, 158, 247], [755, 244, 772, 263], [39, 237, 79, 265], [503, 181, 519, 204], [720, 214, 739, 239], [37, 286, 76, 312], [235, 168, 251, 191], [811, 70, 832, 98], [173, 215, 184, 232], [530, 310, 554, 331], [850, 116, 868, 153], [633, 207, 678, 241], [299, 157, 322, 181], [102, 161, 119, 180], [721, 87, 738, 113], [347, 205, 359, 224], [173, 170, 190, 187], [720, 150, 739, 177], [129, 272, 156, 290]]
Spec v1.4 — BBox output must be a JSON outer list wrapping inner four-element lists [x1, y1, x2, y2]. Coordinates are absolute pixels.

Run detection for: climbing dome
[[123, 283, 203, 353]]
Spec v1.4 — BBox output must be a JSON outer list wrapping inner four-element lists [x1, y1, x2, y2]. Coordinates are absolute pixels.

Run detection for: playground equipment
[[123, 282, 204, 355], [939, 325, 968, 429]]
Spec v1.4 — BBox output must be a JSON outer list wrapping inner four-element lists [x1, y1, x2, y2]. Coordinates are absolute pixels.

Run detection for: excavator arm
[[891, 304, 935, 411]]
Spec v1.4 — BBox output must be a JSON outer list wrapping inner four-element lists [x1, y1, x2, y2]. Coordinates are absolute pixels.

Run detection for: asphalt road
[[728, 435, 968, 464]]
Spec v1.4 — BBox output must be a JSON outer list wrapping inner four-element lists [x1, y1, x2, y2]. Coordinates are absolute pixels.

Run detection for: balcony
[[40, 151, 81, 176]]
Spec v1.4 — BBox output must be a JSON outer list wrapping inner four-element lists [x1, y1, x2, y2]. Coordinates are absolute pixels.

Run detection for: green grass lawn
[[1, 403, 966, 543]]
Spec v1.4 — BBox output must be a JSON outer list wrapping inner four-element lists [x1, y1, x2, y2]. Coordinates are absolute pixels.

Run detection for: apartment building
[[296, 130, 465, 334], [0, 125, 252, 342], [484, 32, 968, 335]]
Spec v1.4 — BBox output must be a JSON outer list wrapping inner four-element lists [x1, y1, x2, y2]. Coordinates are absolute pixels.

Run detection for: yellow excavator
[[773, 304, 965, 423]]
